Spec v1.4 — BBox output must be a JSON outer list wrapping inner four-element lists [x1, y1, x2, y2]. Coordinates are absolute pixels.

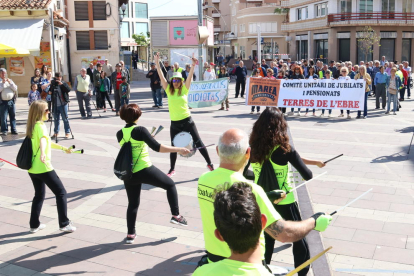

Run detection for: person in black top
[[248, 107, 326, 275], [235, 61, 247, 98], [260, 59, 269, 70], [290, 66, 305, 115], [182, 64, 196, 81], [116, 103, 191, 244], [86, 63, 94, 83], [30, 69, 44, 94], [329, 60, 338, 78], [146, 63, 163, 108], [217, 66, 230, 111]]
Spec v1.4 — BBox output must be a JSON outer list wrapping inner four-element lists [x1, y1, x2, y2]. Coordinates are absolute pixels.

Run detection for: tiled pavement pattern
[[1, 80, 414, 276]]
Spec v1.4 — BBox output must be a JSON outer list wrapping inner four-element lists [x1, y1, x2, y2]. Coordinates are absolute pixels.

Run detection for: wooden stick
[[323, 154, 343, 164], [285, 246, 332, 276]]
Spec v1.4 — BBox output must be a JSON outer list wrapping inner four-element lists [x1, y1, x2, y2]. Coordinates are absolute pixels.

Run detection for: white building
[[120, 0, 149, 51]]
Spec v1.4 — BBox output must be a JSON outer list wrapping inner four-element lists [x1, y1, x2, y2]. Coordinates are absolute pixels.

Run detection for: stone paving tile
[[324, 238, 377, 259], [332, 216, 385, 232], [351, 229, 407, 248], [373, 246, 414, 266]]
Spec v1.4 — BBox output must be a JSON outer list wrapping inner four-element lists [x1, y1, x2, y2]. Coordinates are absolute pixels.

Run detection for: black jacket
[[182, 70, 196, 81], [146, 69, 161, 90], [49, 80, 71, 104], [87, 68, 94, 82]]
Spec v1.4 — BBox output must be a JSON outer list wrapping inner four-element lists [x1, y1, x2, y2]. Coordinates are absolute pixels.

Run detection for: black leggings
[[124, 165, 180, 234], [169, 116, 212, 170], [29, 170, 69, 228], [265, 202, 310, 276], [100, 91, 113, 109]]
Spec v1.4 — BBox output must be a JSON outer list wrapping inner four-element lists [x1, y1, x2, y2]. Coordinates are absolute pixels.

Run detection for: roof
[[0, 0, 52, 10]]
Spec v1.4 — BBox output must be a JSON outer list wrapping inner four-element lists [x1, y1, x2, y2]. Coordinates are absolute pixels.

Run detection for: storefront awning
[[0, 19, 44, 56]]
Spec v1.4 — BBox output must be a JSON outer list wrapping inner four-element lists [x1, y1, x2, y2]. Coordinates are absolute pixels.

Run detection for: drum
[[172, 132, 195, 158]]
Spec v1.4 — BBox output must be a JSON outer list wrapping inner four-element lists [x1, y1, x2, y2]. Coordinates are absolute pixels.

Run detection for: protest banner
[[246, 78, 365, 110], [188, 78, 229, 108]]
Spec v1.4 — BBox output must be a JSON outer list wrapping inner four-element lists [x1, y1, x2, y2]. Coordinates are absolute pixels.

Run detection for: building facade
[[67, 0, 126, 81], [120, 0, 149, 50], [226, 0, 288, 60], [284, 0, 414, 64], [0, 0, 69, 94]]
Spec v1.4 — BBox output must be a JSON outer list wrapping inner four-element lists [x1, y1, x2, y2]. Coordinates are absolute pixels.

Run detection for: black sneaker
[[126, 233, 136, 244], [170, 216, 188, 227]]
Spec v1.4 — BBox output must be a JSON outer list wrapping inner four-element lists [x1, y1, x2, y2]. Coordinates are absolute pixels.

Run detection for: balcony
[[214, 24, 221, 32], [212, 0, 220, 3], [328, 12, 414, 26], [212, 9, 221, 17], [281, 17, 327, 31]]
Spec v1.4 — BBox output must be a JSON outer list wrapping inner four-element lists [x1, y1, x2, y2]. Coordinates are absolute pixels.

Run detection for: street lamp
[[204, 5, 229, 61], [119, 3, 127, 61]]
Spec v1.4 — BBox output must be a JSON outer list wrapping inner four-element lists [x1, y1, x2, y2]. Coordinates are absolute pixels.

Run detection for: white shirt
[[203, 70, 216, 81], [0, 78, 18, 101], [338, 76, 351, 80], [404, 66, 411, 74]]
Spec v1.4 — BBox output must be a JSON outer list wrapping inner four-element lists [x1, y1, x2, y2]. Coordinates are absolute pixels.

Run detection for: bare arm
[[159, 144, 190, 156], [185, 54, 198, 90], [265, 218, 315, 243], [154, 53, 168, 90], [302, 157, 325, 168]]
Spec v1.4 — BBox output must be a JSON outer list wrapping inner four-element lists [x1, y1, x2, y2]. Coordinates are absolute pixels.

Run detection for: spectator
[[250, 69, 261, 115], [218, 66, 230, 111], [270, 61, 278, 78], [265, 68, 276, 80], [235, 61, 248, 98], [374, 66, 388, 110], [261, 59, 269, 70], [302, 60, 309, 76], [380, 56, 388, 66], [289, 66, 304, 116], [30, 69, 44, 95], [40, 65, 48, 79], [403, 61, 411, 99], [173, 62, 184, 74], [217, 54, 224, 66], [235, 57, 241, 65], [119, 60, 130, 83], [99, 71, 114, 112], [398, 64, 408, 101], [119, 76, 130, 107], [28, 83, 41, 106], [132, 50, 138, 69], [86, 63, 94, 83], [49, 72, 71, 139], [161, 60, 171, 79], [320, 70, 333, 117], [103, 59, 113, 87], [338, 67, 352, 119], [146, 62, 163, 108], [355, 65, 372, 119], [371, 61, 381, 97], [74, 68, 93, 119], [111, 63, 128, 116], [93, 63, 103, 107], [41, 71, 53, 121], [0, 68, 18, 135], [305, 67, 318, 116], [182, 64, 196, 81], [329, 60, 337, 78]]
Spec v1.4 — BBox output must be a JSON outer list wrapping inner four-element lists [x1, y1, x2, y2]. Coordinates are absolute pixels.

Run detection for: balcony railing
[[328, 12, 414, 25]]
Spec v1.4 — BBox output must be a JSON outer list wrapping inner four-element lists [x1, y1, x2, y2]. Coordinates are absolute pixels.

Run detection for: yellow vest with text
[[119, 126, 152, 173], [174, 67, 183, 73]]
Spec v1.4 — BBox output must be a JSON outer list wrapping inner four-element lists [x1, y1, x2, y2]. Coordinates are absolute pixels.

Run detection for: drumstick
[[286, 172, 327, 194], [73, 149, 84, 154], [285, 247, 332, 276], [330, 188, 372, 215], [190, 144, 215, 152], [0, 158, 18, 167], [150, 126, 156, 135], [324, 154, 343, 164], [154, 125, 164, 137]]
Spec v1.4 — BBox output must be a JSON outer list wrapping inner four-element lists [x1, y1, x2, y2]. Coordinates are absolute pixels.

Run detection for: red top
[[401, 68, 408, 85], [116, 72, 122, 90]]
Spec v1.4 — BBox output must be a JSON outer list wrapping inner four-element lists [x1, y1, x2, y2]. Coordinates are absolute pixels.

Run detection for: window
[[240, 46, 246, 59], [297, 8, 302, 20], [339, 0, 352, 13], [121, 22, 129, 38], [315, 39, 328, 60], [135, 3, 148, 19], [76, 31, 90, 50], [135, 22, 148, 35], [339, 39, 351, 62], [402, 38, 411, 63], [93, 1, 106, 20], [403, 0, 413, 12], [94, 31, 108, 50], [382, 0, 395, 12], [74, 1, 88, 21], [57, 0, 61, 9], [248, 22, 277, 34], [315, 3, 328, 17], [232, 6, 236, 16], [240, 24, 245, 33], [305, 7, 309, 18], [359, 0, 373, 12], [379, 38, 395, 62], [296, 40, 308, 60]]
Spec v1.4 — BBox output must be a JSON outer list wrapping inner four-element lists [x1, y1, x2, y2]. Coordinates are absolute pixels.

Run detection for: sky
[[148, 0, 198, 17]]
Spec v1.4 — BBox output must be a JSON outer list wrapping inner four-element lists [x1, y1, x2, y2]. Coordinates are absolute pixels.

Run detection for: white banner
[[277, 79, 366, 110], [188, 78, 229, 108]]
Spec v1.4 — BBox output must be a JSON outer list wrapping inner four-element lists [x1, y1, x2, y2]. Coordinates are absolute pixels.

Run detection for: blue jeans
[[152, 88, 163, 106], [0, 100, 17, 133], [321, 109, 332, 114], [291, 108, 301, 112], [357, 92, 368, 117], [54, 104, 70, 134], [121, 97, 129, 107], [305, 108, 315, 113], [387, 91, 398, 112]]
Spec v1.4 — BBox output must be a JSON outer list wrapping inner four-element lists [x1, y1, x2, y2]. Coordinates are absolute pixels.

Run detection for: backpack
[[257, 159, 280, 193], [16, 136, 39, 170], [113, 137, 142, 180]]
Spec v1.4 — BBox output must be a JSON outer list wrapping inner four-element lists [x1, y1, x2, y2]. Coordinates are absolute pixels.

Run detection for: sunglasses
[[44, 109, 50, 113], [172, 79, 181, 83], [341, 71, 347, 73]]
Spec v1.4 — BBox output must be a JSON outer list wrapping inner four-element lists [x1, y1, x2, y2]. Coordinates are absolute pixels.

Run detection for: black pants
[[375, 83, 387, 109], [400, 86, 406, 100], [265, 202, 310, 276], [235, 78, 246, 97], [29, 170, 69, 228], [170, 117, 212, 170], [124, 165, 179, 234], [47, 100, 52, 120], [100, 91, 113, 109]]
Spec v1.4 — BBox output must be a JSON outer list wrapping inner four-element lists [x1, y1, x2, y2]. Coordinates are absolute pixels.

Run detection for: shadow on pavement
[[0, 233, 68, 245], [371, 151, 409, 163]]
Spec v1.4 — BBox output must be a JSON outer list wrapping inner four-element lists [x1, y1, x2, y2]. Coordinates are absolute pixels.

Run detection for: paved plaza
[[0, 81, 414, 276]]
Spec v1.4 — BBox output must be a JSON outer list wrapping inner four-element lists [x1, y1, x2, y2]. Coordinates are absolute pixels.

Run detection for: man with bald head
[[235, 61, 247, 98], [196, 128, 332, 269], [74, 68, 93, 118]]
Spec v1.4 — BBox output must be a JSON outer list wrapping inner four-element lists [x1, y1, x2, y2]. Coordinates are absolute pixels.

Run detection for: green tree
[[357, 26, 381, 62], [132, 32, 150, 68], [274, 8, 290, 23]]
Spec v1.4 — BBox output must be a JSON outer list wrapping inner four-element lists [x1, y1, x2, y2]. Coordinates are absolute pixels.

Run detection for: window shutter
[[75, 1, 88, 21], [93, 1, 106, 20], [94, 31, 108, 50], [76, 31, 90, 50]]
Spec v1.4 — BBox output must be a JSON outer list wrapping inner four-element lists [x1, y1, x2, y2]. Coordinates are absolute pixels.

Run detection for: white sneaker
[[296, 112, 301, 116], [60, 221, 76, 233], [328, 114, 331, 118], [338, 114, 344, 117], [257, 111, 260, 115], [30, 224, 46, 233], [393, 112, 397, 115], [347, 115, 351, 119], [320, 114, 324, 117], [250, 111, 254, 114]]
